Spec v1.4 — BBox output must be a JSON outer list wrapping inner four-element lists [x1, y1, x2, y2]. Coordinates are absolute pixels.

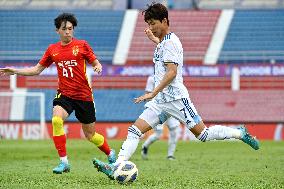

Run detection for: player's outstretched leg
[[53, 161, 70, 174], [167, 126, 178, 160], [239, 126, 260, 150], [93, 158, 115, 179], [141, 126, 162, 160], [196, 123, 260, 150], [167, 156, 176, 160], [52, 116, 70, 174], [89, 132, 117, 163], [108, 149, 116, 164], [141, 146, 148, 160]]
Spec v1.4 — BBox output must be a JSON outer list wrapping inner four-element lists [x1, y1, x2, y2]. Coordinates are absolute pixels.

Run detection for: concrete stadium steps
[[127, 10, 220, 65]]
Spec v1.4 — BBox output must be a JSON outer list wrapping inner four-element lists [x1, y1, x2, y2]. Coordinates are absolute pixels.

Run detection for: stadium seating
[[219, 10, 284, 63], [190, 90, 284, 122], [240, 0, 279, 8], [0, 10, 124, 64], [0, 76, 10, 89], [0, 0, 27, 8], [22, 88, 284, 123], [198, 0, 280, 9], [1, 8, 284, 124], [0, 0, 114, 10], [94, 89, 145, 122], [15, 73, 284, 90], [28, 0, 70, 8], [1, 9, 284, 65], [24, 89, 145, 122], [198, 0, 236, 9], [126, 10, 220, 65]]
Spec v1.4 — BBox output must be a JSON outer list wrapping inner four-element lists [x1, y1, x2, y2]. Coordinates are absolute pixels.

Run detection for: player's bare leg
[[141, 125, 162, 160], [83, 123, 116, 164]]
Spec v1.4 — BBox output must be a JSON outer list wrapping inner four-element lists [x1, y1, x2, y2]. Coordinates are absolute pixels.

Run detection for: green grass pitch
[[0, 140, 283, 189]]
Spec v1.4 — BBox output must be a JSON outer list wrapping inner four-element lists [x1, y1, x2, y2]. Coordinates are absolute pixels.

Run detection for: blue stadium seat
[[219, 10, 284, 64], [94, 89, 145, 122], [25, 89, 145, 122], [0, 10, 124, 64]]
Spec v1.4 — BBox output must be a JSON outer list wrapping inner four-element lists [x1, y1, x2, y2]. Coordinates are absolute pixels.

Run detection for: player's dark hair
[[142, 2, 169, 26], [54, 13, 78, 29]]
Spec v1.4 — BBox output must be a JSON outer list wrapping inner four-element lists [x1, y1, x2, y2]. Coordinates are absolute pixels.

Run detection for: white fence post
[[10, 75, 17, 90], [231, 67, 240, 91]]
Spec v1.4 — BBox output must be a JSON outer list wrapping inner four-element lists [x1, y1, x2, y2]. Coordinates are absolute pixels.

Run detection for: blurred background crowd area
[[1, 0, 284, 10]]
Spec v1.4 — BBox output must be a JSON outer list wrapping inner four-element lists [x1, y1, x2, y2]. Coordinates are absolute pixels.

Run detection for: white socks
[[142, 127, 162, 148], [142, 126, 178, 158], [168, 128, 177, 157], [60, 156, 68, 164], [197, 125, 241, 142], [116, 124, 241, 163], [117, 125, 142, 164]]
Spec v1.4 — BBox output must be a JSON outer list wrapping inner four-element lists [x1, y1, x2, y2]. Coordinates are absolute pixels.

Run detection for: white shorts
[[154, 116, 180, 132], [139, 98, 202, 130], [154, 124, 163, 132]]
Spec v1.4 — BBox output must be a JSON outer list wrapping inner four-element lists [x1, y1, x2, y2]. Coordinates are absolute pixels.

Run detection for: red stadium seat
[[127, 10, 221, 65]]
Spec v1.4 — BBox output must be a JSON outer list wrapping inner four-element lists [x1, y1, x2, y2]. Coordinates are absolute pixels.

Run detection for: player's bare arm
[[145, 28, 160, 44], [134, 63, 177, 103], [91, 59, 102, 74], [0, 63, 45, 76]]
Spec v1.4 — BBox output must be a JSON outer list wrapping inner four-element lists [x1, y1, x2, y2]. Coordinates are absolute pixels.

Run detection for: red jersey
[[39, 38, 96, 101]]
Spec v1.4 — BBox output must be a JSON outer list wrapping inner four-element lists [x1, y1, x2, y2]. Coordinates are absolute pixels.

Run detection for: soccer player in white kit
[[93, 2, 260, 179], [141, 75, 180, 160]]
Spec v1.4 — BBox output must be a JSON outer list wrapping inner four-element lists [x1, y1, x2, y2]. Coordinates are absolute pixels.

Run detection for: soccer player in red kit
[[0, 13, 116, 174]]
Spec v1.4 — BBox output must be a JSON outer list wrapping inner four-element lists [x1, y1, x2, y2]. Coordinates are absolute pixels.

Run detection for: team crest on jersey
[[72, 46, 79, 56]]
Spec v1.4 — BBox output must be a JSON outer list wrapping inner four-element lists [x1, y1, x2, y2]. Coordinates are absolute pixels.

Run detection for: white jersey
[[145, 75, 155, 92], [143, 75, 181, 130], [153, 32, 189, 103], [144, 75, 156, 109]]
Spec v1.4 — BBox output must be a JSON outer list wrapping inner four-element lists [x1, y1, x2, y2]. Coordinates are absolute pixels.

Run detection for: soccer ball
[[113, 160, 138, 184]]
